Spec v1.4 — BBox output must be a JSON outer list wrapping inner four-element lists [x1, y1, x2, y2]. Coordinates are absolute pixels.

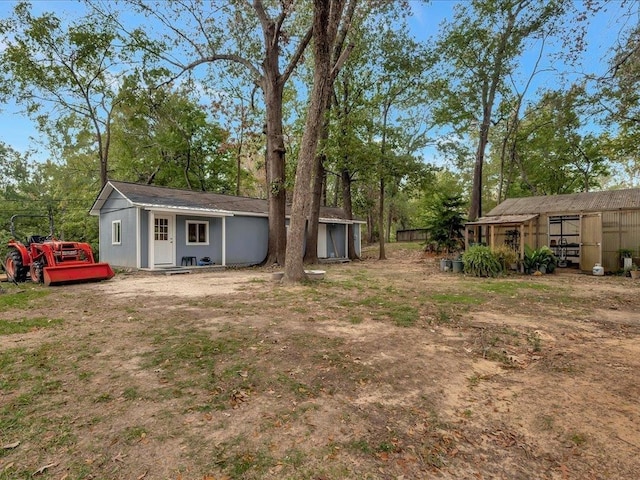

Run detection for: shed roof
[[487, 188, 640, 216], [90, 180, 356, 223], [466, 214, 538, 226]]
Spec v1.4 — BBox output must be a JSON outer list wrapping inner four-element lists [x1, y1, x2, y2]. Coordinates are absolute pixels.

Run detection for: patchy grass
[[0, 245, 638, 479], [0, 286, 51, 310], [0, 317, 63, 335]]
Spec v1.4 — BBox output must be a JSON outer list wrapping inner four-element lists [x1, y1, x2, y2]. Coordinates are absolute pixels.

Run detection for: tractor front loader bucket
[[43, 262, 115, 286]]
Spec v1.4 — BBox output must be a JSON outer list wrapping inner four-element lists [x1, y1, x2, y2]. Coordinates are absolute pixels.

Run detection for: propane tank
[[592, 263, 604, 276]]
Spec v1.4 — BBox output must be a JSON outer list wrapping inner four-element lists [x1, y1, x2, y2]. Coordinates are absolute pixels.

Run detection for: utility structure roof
[[90, 180, 360, 223], [486, 188, 640, 216]]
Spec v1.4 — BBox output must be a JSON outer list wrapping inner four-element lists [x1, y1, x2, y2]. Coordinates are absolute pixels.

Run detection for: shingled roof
[[90, 180, 354, 222], [487, 188, 640, 216]]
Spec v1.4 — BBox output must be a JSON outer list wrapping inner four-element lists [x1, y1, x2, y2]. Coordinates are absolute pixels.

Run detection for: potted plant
[[630, 264, 640, 279], [523, 245, 557, 274], [537, 246, 558, 274], [619, 248, 634, 270], [493, 244, 518, 272]]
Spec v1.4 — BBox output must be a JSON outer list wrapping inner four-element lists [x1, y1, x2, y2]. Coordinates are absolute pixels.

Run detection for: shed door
[[317, 223, 328, 258], [580, 213, 602, 271], [154, 215, 174, 266]]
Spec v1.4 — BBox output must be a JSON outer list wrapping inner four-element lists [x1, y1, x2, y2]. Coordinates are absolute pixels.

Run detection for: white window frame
[[186, 220, 209, 245], [112, 220, 122, 245]]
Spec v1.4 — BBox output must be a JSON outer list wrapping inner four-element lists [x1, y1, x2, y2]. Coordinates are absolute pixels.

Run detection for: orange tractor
[[4, 214, 114, 286]]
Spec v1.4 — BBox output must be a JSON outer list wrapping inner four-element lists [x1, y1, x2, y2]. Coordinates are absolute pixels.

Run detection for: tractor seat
[[27, 235, 47, 245]]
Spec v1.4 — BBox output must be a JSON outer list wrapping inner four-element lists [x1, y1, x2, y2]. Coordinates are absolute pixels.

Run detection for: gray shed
[[90, 181, 363, 269], [465, 188, 640, 272]]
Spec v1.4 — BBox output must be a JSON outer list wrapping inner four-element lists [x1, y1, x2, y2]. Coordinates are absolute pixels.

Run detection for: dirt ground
[[1, 244, 640, 479]]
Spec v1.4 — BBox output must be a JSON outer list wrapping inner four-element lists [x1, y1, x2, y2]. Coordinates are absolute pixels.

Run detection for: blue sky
[[0, 0, 629, 163]]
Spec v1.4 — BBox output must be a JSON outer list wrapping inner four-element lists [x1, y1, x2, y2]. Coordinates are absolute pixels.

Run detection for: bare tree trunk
[[284, 0, 346, 282], [262, 76, 288, 265], [468, 6, 519, 221], [304, 153, 325, 264], [252, 3, 313, 266], [386, 201, 393, 243], [304, 0, 356, 263], [341, 168, 358, 259], [378, 176, 386, 259]]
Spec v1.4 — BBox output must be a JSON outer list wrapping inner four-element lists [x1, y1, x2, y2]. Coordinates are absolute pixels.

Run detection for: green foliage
[[462, 245, 502, 277], [0, 287, 51, 310], [618, 248, 634, 259], [508, 87, 610, 196], [0, 317, 63, 335], [425, 193, 467, 254], [492, 244, 518, 271], [523, 245, 558, 273], [110, 75, 244, 193]]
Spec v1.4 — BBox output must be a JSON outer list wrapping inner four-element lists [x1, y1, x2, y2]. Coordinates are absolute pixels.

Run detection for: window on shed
[[186, 220, 209, 245], [112, 220, 121, 245]]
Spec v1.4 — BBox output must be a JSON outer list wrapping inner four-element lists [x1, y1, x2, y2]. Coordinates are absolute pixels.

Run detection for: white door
[[317, 223, 327, 258], [154, 215, 174, 266]]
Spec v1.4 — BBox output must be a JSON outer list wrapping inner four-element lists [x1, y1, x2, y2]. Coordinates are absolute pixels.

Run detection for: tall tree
[[284, 0, 349, 282], [597, 18, 640, 182], [432, 0, 569, 221], [368, 31, 432, 259], [506, 87, 609, 195], [110, 75, 240, 192], [0, 3, 126, 187], [107, 0, 314, 266], [303, 0, 358, 265]]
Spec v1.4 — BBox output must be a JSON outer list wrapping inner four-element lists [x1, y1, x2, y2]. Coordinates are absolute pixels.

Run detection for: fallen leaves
[[230, 389, 250, 408], [2, 441, 20, 450]]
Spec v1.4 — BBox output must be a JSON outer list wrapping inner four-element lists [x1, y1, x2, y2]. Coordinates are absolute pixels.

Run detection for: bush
[[492, 244, 518, 271], [462, 245, 502, 277], [523, 245, 557, 274]]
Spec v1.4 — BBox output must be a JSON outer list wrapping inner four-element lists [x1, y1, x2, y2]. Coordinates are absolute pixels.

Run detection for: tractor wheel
[[5, 249, 27, 283], [30, 261, 44, 284]]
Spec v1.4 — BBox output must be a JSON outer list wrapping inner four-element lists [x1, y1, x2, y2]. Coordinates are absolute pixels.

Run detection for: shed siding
[[602, 210, 640, 271], [175, 216, 218, 265], [224, 216, 268, 265], [99, 193, 137, 268], [480, 210, 640, 272], [139, 209, 149, 268]]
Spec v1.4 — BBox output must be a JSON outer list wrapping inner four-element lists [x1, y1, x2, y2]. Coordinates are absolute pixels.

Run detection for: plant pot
[[452, 260, 463, 273], [538, 264, 547, 274], [305, 269, 325, 280], [630, 270, 640, 280]]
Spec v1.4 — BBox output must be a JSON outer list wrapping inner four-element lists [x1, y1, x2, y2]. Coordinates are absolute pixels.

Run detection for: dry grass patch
[[1, 244, 639, 479]]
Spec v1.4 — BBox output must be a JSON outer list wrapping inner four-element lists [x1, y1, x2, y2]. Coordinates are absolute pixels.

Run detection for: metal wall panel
[[602, 210, 640, 271]]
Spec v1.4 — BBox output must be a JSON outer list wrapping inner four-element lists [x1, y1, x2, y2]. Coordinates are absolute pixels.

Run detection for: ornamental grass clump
[[492, 244, 518, 271], [462, 245, 502, 277]]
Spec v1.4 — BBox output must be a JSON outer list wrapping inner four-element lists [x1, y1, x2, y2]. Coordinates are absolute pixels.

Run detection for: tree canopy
[[0, 0, 637, 278]]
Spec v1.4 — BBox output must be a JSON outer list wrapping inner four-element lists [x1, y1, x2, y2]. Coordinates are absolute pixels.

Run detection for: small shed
[[90, 181, 364, 270], [465, 188, 640, 272]]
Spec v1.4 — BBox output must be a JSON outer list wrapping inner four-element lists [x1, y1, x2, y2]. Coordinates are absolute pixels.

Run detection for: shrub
[[492, 244, 518, 271], [425, 194, 466, 254], [523, 245, 557, 274], [462, 245, 502, 277]]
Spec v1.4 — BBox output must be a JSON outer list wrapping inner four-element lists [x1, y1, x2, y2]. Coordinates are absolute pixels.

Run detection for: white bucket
[[592, 263, 604, 276]]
